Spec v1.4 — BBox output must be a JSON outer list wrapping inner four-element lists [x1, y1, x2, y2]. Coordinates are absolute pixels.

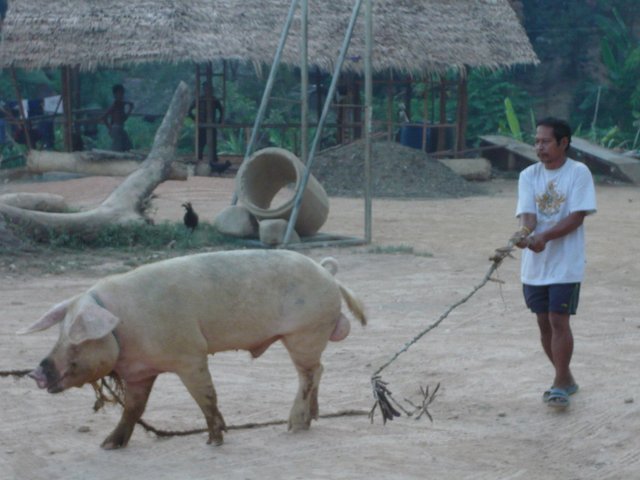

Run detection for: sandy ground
[[0, 174, 639, 480]]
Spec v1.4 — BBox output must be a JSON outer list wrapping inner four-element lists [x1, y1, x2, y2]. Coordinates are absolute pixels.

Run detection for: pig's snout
[[29, 359, 63, 393]]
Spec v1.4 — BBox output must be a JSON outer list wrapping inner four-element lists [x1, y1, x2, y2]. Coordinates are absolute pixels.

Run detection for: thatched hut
[[0, 0, 538, 152], [0, 0, 536, 72]]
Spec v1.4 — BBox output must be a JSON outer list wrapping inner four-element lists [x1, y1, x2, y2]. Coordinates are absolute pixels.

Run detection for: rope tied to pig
[[93, 377, 368, 436], [368, 232, 526, 424], [2, 369, 368, 436]]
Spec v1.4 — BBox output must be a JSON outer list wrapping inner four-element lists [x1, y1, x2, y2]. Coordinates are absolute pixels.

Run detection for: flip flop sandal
[[542, 383, 578, 402], [546, 387, 570, 408]]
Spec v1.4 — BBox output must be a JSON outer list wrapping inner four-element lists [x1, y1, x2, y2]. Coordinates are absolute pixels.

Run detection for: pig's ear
[[17, 298, 75, 335], [67, 303, 120, 345]]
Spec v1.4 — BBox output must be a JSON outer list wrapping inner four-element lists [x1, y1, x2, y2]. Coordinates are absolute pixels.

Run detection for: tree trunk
[[0, 81, 193, 242], [0, 193, 68, 212], [27, 150, 187, 180]]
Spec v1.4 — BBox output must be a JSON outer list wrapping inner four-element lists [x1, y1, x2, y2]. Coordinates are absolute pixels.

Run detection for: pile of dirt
[[312, 140, 486, 198]]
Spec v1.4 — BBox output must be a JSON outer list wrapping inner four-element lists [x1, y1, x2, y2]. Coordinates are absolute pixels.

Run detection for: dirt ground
[[0, 173, 639, 480]]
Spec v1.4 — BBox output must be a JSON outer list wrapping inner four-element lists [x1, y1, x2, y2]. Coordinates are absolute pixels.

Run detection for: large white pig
[[18, 249, 366, 449]]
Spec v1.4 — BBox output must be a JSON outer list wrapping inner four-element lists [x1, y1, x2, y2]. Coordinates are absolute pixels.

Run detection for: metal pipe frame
[[232, 0, 300, 205], [282, 0, 367, 245]]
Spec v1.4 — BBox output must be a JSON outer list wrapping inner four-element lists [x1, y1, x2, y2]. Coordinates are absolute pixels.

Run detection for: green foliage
[[595, 6, 632, 78], [46, 221, 237, 251], [504, 97, 523, 141], [521, 0, 597, 70], [574, 5, 640, 146], [0, 141, 28, 169], [517, 0, 640, 148], [0, 69, 57, 99], [124, 116, 160, 151], [466, 69, 533, 141], [218, 128, 245, 155]]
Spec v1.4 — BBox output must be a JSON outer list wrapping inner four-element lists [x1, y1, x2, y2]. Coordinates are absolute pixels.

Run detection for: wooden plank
[[478, 134, 537, 171], [570, 137, 640, 184], [479, 134, 640, 184]]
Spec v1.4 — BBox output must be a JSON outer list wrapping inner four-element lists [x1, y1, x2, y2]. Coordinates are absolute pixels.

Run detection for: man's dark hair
[[112, 84, 125, 95], [536, 117, 572, 151]]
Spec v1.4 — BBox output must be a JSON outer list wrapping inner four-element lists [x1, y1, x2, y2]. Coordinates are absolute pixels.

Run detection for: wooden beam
[[9, 67, 32, 151], [456, 69, 468, 154], [437, 77, 447, 152]]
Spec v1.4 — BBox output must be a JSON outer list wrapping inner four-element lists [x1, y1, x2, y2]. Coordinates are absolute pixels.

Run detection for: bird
[[182, 202, 199, 232], [209, 160, 232, 175]]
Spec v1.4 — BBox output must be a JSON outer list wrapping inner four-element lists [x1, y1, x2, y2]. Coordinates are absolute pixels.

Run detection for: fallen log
[[27, 150, 187, 180], [437, 158, 492, 181], [0, 81, 193, 242], [0, 193, 69, 212]]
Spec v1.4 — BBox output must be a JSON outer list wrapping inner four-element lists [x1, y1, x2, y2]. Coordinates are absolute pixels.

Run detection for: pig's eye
[[70, 361, 78, 370]]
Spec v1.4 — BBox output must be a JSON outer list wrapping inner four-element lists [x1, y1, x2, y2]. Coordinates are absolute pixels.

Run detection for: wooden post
[[315, 67, 322, 122], [205, 62, 215, 166], [437, 77, 447, 152], [456, 68, 469, 154], [352, 74, 362, 139], [222, 60, 228, 114], [422, 77, 429, 152], [72, 66, 82, 150], [336, 74, 344, 144], [404, 75, 413, 122], [386, 71, 393, 141], [194, 64, 201, 162], [9, 67, 32, 151], [61, 66, 74, 152]]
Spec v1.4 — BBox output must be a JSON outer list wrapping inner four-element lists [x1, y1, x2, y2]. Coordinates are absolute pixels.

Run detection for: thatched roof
[[0, 0, 538, 73]]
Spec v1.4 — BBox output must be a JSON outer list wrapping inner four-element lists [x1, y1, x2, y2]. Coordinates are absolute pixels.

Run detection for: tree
[[0, 82, 193, 243]]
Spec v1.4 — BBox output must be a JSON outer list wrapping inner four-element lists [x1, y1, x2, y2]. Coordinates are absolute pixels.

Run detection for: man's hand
[[509, 227, 531, 249], [526, 234, 546, 252]]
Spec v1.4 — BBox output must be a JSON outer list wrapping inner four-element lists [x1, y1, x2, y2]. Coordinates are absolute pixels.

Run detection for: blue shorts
[[523, 283, 581, 315]]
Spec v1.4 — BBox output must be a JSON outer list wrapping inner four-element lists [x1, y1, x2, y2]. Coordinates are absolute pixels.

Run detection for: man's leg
[[536, 312, 554, 365], [548, 312, 575, 389]]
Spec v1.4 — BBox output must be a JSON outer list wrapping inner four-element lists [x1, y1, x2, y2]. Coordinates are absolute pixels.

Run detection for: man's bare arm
[[511, 212, 537, 248], [528, 211, 587, 252]]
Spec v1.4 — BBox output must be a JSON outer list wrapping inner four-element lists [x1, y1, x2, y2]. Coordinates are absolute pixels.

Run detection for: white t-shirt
[[516, 158, 597, 285]]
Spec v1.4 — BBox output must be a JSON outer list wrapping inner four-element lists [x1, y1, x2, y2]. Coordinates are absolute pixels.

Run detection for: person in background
[[189, 83, 225, 170], [104, 84, 134, 152], [512, 117, 597, 409]]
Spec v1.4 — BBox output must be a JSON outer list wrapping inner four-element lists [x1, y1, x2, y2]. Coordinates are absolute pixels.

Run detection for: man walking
[[512, 117, 597, 408]]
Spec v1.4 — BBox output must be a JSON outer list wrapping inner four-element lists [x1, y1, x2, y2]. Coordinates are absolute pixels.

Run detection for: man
[[189, 84, 224, 168], [104, 84, 134, 152], [512, 117, 597, 408]]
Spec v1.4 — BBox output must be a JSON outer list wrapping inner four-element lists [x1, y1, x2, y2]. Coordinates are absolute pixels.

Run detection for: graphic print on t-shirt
[[536, 181, 566, 217]]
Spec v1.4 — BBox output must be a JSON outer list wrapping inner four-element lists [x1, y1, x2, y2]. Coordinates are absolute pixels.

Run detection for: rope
[[1, 368, 368, 436], [0, 369, 31, 377], [97, 379, 367, 436], [369, 234, 525, 423]]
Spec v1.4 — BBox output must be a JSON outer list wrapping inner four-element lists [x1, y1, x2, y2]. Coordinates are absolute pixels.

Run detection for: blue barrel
[[399, 123, 433, 151]]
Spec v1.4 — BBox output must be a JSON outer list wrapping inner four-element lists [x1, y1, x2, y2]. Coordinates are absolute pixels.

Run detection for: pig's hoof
[[101, 439, 126, 450], [101, 430, 130, 450], [288, 417, 312, 432], [207, 433, 224, 446]]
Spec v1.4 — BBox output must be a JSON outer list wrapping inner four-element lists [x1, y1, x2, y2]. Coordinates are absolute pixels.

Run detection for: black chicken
[[209, 160, 232, 175], [182, 202, 199, 232]]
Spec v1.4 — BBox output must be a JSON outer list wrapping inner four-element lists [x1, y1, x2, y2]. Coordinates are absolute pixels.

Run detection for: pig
[[18, 249, 366, 449]]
